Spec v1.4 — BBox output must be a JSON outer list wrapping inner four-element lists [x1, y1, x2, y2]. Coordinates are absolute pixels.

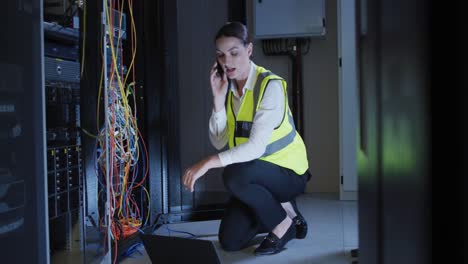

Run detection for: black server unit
[[0, 0, 49, 263], [121, 1, 234, 239], [43, 8, 85, 263]]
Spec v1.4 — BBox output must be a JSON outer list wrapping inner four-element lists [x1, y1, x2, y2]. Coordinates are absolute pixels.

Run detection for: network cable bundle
[[91, 0, 150, 262]]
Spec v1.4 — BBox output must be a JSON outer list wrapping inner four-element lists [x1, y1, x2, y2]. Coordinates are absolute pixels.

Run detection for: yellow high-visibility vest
[[226, 66, 309, 175]]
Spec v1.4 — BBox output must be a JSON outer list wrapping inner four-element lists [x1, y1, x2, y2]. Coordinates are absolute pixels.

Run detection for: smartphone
[[216, 61, 224, 78]]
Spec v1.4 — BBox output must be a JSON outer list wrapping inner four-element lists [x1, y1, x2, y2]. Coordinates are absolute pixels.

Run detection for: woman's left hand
[[182, 160, 208, 192], [182, 155, 222, 192]]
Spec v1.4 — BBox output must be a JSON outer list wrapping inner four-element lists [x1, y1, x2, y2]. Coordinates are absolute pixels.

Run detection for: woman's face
[[215, 36, 252, 80]]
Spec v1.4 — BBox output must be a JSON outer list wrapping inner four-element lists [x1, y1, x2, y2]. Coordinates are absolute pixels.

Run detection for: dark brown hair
[[215, 21, 250, 45]]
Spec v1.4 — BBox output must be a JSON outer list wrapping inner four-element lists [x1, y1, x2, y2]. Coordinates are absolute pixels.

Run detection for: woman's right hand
[[210, 61, 228, 112]]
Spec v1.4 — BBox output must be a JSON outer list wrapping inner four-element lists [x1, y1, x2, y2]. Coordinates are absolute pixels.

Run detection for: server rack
[[1, 0, 230, 263], [1, 0, 49, 263], [79, 1, 154, 262], [43, 5, 85, 262], [9, 1, 233, 262]]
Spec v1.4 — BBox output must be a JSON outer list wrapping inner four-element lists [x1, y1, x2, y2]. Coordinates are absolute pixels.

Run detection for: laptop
[[140, 234, 221, 264]]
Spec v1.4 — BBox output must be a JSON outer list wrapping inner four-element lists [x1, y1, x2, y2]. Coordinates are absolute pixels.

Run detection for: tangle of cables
[[261, 38, 311, 57], [93, 0, 149, 262]]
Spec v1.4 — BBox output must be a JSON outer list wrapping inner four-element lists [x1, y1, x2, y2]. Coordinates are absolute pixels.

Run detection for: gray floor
[[121, 193, 358, 264]]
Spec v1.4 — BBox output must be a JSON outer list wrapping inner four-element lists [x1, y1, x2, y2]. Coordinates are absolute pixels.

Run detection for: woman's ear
[[247, 42, 253, 58]]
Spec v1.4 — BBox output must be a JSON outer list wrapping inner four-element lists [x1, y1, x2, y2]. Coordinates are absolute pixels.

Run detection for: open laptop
[[140, 234, 221, 264]]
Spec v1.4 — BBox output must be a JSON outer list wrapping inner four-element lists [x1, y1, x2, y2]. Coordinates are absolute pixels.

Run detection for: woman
[[182, 21, 310, 255]]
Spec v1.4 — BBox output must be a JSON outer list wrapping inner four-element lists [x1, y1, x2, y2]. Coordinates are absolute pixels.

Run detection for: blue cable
[[94, 140, 106, 189], [164, 224, 198, 239], [136, 137, 149, 227], [121, 242, 144, 259]]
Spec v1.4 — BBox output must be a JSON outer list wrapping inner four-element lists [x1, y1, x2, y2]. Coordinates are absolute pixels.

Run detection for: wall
[[247, 0, 340, 193]]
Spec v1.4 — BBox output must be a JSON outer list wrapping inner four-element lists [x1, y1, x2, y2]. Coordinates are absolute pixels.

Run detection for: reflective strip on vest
[[254, 71, 275, 110], [261, 112, 296, 157]]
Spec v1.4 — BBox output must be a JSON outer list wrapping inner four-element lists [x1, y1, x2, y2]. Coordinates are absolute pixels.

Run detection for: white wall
[[338, 0, 358, 200]]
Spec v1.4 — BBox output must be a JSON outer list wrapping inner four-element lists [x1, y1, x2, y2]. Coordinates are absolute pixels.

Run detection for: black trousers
[[218, 159, 308, 251]]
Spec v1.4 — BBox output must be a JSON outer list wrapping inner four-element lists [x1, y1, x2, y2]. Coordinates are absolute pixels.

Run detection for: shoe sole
[[296, 226, 307, 239], [297, 233, 307, 239], [254, 247, 287, 256]]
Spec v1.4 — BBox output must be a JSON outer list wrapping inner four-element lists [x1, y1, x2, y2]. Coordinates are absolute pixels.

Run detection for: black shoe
[[290, 199, 308, 239], [254, 222, 296, 255], [293, 214, 308, 239]]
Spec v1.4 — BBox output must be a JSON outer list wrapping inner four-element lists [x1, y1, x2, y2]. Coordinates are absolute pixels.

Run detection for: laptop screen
[[141, 234, 221, 264]]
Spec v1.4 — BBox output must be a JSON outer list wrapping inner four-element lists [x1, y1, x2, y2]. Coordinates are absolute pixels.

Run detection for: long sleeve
[[208, 106, 228, 150], [218, 80, 285, 166]]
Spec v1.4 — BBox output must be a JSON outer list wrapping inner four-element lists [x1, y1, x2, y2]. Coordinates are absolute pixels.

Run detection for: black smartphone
[[216, 61, 224, 78]]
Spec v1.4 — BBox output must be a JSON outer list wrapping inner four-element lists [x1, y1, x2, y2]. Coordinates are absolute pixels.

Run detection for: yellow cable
[[123, 2, 137, 86], [143, 186, 150, 225], [80, 0, 86, 77], [97, 62, 104, 132], [82, 128, 97, 138], [124, 7, 139, 158]]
